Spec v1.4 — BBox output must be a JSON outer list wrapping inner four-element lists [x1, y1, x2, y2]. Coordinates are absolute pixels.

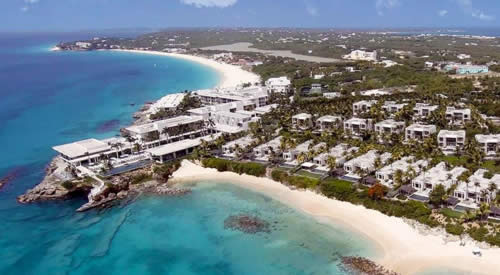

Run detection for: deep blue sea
[[0, 33, 468, 275]]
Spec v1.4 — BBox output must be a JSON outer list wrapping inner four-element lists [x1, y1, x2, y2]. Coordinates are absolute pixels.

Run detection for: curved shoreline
[[171, 160, 499, 275], [111, 49, 261, 89]]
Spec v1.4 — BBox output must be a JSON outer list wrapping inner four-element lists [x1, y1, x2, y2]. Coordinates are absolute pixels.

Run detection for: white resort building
[[411, 162, 468, 199], [475, 134, 500, 157], [314, 144, 359, 171], [382, 101, 407, 114], [292, 113, 314, 130], [316, 115, 343, 132], [343, 150, 391, 180], [222, 136, 257, 158], [344, 118, 374, 137], [194, 86, 268, 107], [376, 157, 428, 188], [146, 93, 186, 114], [453, 169, 499, 207], [342, 50, 377, 61], [353, 100, 377, 115], [253, 136, 282, 161], [283, 140, 314, 165], [413, 103, 438, 119], [265, 77, 292, 94], [405, 124, 437, 142], [212, 111, 259, 134], [438, 130, 466, 154], [445, 107, 471, 125], [374, 119, 405, 136]]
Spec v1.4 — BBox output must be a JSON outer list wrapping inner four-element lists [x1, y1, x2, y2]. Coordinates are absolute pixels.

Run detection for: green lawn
[[295, 170, 323, 179], [434, 155, 468, 167], [440, 208, 463, 219], [481, 160, 500, 174]]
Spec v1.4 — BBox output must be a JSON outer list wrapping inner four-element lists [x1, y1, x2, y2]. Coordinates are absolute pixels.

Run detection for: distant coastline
[[172, 160, 499, 275]]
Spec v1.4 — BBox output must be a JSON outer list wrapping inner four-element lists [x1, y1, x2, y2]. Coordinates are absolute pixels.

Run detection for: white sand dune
[[172, 160, 499, 275], [113, 49, 261, 88]]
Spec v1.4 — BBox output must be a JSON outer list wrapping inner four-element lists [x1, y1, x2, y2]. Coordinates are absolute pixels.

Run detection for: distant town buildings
[[343, 50, 378, 62]]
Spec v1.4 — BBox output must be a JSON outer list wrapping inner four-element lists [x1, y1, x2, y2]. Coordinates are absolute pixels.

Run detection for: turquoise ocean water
[[0, 33, 466, 274]]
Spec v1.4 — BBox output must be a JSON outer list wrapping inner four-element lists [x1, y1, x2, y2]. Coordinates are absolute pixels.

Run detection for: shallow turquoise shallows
[[0, 33, 464, 275]]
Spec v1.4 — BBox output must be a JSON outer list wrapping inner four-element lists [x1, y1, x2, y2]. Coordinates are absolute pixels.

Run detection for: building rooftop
[[413, 162, 467, 189], [438, 130, 466, 137], [293, 113, 312, 120], [476, 134, 500, 143], [377, 157, 428, 176], [53, 139, 111, 159], [126, 115, 203, 134], [317, 115, 342, 123], [146, 138, 201, 156]]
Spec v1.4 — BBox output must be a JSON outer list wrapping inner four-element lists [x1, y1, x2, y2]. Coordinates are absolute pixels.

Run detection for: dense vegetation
[[202, 158, 267, 177]]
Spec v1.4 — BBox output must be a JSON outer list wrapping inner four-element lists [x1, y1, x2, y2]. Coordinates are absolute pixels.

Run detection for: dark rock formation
[[224, 215, 271, 234], [340, 256, 400, 275]]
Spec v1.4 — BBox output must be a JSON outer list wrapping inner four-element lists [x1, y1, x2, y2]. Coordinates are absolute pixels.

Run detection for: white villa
[[53, 138, 127, 166], [438, 130, 466, 154], [343, 150, 392, 180], [453, 169, 499, 206], [353, 100, 377, 115], [374, 119, 405, 137], [314, 144, 359, 171], [411, 162, 467, 198], [194, 86, 268, 107], [413, 103, 438, 119], [316, 115, 343, 132], [344, 118, 374, 137], [146, 93, 185, 114], [292, 113, 314, 130], [445, 107, 471, 125], [382, 101, 407, 114], [222, 136, 257, 158], [212, 111, 259, 134], [265, 77, 292, 94], [376, 157, 428, 188], [253, 136, 282, 161], [283, 140, 314, 165], [405, 124, 437, 142], [343, 50, 377, 62], [476, 134, 500, 157]]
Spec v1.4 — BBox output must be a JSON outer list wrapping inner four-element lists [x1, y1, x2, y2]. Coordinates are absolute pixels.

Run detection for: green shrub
[[202, 158, 266, 177], [319, 179, 354, 200], [446, 223, 465, 235], [61, 181, 76, 190], [130, 173, 152, 185]]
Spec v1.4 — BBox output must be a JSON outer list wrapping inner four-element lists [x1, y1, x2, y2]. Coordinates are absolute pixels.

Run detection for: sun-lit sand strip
[[172, 160, 500, 275], [112, 49, 261, 88]]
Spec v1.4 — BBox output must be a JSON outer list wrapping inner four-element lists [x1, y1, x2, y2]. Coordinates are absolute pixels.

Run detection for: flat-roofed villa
[[413, 103, 438, 119], [453, 169, 499, 208], [146, 135, 219, 164], [292, 113, 314, 130], [405, 123, 437, 142], [343, 150, 392, 180], [353, 100, 377, 115], [194, 86, 268, 107], [374, 119, 405, 137], [376, 157, 428, 188], [411, 162, 467, 199], [222, 136, 257, 158], [476, 134, 500, 157], [253, 136, 282, 161], [283, 140, 314, 165], [254, 104, 278, 116], [125, 115, 206, 147], [265, 76, 291, 94], [445, 107, 471, 125], [212, 111, 258, 134], [316, 115, 343, 132], [438, 130, 466, 154], [53, 138, 120, 166], [313, 144, 359, 172], [382, 101, 407, 114], [344, 118, 374, 137]]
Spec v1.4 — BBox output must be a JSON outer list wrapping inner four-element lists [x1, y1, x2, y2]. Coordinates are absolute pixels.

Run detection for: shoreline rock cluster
[[224, 214, 271, 234], [340, 256, 400, 275]]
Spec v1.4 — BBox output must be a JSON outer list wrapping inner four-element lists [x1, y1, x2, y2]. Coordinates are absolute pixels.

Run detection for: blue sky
[[2, 0, 500, 31]]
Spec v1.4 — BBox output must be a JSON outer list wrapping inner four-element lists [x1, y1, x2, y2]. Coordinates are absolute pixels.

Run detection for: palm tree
[[488, 182, 498, 203], [296, 152, 307, 165], [326, 156, 337, 172]]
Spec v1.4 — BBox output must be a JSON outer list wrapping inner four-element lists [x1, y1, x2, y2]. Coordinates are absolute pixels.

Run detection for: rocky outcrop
[[340, 257, 400, 275], [224, 215, 271, 234]]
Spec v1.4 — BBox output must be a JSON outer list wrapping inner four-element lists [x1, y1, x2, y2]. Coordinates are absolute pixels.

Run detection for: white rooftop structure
[[53, 139, 111, 162], [412, 162, 468, 197], [212, 111, 257, 134], [125, 115, 204, 137], [292, 113, 314, 130], [475, 134, 500, 157], [323, 92, 341, 99], [376, 157, 428, 188], [413, 103, 438, 119], [353, 100, 377, 115], [438, 130, 466, 154], [283, 140, 314, 165], [253, 136, 282, 161], [454, 169, 499, 205], [445, 107, 471, 124], [382, 101, 408, 114], [222, 136, 257, 157], [254, 104, 278, 116], [344, 118, 374, 137], [374, 119, 405, 136], [405, 124, 437, 141], [147, 93, 186, 114], [194, 86, 268, 107], [343, 150, 392, 179], [343, 50, 377, 61], [265, 77, 291, 94], [314, 144, 359, 171], [316, 115, 343, 132]]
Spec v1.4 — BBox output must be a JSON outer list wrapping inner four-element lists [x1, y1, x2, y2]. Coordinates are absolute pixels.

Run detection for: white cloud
[[21, 6, 29, 12], [25, 0, 39, 3], [376, 0, 400, 16], [455, 0, 495, 21], [438, 10, 448, 17], [180, 0, 237, 8], [306, 6, 318, 17]]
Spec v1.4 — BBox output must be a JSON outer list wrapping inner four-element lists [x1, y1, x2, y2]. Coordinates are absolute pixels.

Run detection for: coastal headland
[[172, 160, 500, 275]]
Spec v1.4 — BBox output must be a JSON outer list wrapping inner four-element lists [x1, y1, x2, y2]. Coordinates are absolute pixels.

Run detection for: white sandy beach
[[172, 160, 500, 275], [113, 49, 260, 88]]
